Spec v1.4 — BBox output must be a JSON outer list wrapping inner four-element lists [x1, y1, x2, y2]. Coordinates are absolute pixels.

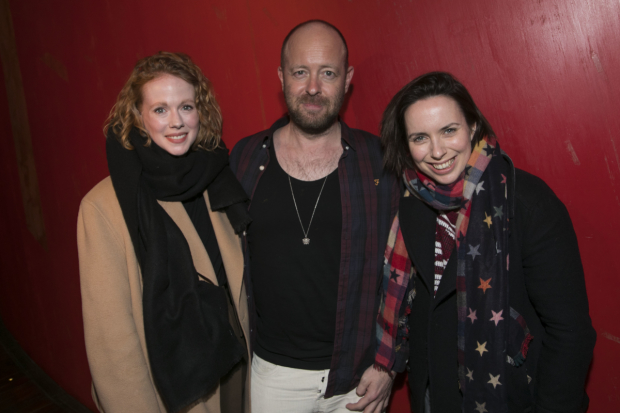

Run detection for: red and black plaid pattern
[[230, 117, 399, 398]]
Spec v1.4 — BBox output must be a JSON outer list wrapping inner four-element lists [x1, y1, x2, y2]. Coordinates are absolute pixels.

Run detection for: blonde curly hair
[[104, 51, 222, 151]]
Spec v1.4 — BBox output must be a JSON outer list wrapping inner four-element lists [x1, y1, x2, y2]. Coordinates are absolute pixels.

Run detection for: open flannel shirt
[[229, 117, 400, 397]]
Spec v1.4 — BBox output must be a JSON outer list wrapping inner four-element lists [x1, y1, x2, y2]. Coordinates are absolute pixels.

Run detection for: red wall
[[1, 0, 619, 410]]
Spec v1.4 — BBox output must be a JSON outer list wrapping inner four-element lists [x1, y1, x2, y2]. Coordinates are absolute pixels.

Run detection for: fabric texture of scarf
[[376, 136, 533, 412], [106, 128, 251, 413]]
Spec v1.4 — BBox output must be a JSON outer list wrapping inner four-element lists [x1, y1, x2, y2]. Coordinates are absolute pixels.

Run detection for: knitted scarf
[[107, 128, 251, 413], [376, 136, 533, 412]]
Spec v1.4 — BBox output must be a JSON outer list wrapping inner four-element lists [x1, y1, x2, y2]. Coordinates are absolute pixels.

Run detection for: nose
[[306, 73, 321, 96], [169, 109, 184, 129], [429, 136, 447, 160]]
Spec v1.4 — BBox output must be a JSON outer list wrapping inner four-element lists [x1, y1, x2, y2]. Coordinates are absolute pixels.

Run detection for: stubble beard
[[285, 88, 345, 136]]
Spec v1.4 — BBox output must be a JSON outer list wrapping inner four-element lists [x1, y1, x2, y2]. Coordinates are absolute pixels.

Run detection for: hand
[[345, 366, 395, 413]]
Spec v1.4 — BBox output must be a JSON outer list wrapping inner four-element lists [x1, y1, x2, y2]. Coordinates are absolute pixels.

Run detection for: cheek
[[408, 142, 426, 164], [458, 137, 473, 158], [142, 114, 165, 136], [186, 112, 200, 132]]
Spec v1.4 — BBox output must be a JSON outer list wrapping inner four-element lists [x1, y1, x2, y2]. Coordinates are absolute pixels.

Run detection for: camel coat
[[77, 177, 251, 413]]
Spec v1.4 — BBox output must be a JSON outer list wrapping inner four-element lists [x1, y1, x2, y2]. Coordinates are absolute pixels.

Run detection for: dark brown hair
[[380, 71, 495, 175], [104, 51, 222, 151]]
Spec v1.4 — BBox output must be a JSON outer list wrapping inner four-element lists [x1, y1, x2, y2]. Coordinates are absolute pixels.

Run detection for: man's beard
[[285, 91, 344, 135]]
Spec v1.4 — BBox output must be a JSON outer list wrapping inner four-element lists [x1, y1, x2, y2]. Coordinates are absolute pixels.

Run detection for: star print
[[490, 309, 504, 326], [466, 368, 474, 381], [464, 165, 472, 177], [484, 143, 497, 157], [478, 278, 492, 293], [467, 308, 477, 323], [488, 373, 502, 389], [501, 174, 507, 184], [390, 271, 399, 281], [467, 244, 481, 261], [474, 401, 488, 413], [493, 205, 503, 218], [475, 341, 488, 356], [457, 232, 466, 245], [475, 181, 485, 195], [384, 322, 391, 334], [527, 375, 532, 384], [483, 212, 493, 228]]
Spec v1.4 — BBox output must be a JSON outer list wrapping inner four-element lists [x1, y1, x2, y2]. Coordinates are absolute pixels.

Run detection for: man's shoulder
[[231, 130, 268, 155], [346, 125, 381, 147], [231, 117, 288, 158], [229, 129, 270, 174], [343, 124, 385, 166]]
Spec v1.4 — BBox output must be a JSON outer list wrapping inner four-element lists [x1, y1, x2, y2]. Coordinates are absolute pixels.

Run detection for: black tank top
[[248, 144, 342, 370]]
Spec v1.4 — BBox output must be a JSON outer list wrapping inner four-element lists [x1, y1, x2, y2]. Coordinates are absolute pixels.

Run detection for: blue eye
[[154, 107, 165, 114], [409, 135, 426, 143]]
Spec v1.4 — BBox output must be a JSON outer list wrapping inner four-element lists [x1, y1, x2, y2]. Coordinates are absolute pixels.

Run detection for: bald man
[[230, 20, 399, 413]]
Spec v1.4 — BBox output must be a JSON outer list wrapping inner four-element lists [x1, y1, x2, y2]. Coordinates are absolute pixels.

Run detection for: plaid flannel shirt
[[229, 117, 399, 397]]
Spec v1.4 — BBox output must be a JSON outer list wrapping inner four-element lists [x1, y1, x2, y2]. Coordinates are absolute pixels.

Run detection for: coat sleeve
[[77, 198, 163, 413], [519, 189, 596, 413]]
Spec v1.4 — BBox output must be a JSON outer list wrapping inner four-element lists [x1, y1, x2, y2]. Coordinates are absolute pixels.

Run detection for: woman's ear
[[470, 123, 477, 141]]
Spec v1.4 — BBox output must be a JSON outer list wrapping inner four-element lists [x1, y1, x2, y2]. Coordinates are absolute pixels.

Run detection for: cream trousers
[[251, 353, 362, 413]]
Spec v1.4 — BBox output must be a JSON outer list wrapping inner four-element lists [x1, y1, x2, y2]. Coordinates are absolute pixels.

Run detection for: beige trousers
[[250, 354, 362, 413]]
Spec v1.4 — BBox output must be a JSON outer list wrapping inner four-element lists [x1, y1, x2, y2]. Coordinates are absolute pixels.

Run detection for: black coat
[[401, 165, 596, 413]]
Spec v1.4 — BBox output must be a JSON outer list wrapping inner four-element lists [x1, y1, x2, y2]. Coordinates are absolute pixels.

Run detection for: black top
[[183, 195, 227, 287], [248, 144, 342, 370]]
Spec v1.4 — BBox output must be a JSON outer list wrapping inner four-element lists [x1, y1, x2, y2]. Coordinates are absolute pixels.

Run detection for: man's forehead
[[282, 24, 346, 66]]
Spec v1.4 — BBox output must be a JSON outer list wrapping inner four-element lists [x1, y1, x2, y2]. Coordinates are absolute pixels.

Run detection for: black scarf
[[106, 128, 250, 413]]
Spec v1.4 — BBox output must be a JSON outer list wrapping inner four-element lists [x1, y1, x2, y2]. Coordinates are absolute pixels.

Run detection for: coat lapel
[[433, 248, 457, 306], [204, 192, 245, 312], [399, 196, 437, 294], [157, 199, 219, 285]]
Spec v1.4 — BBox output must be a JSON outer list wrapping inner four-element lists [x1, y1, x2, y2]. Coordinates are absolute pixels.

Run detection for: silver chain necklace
[[287, 174, 329, 245]]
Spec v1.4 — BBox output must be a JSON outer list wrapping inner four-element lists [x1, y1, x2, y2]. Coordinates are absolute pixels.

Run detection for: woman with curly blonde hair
[[78, 52, 251, 413]]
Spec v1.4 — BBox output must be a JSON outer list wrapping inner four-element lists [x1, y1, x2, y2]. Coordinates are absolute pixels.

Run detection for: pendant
[[302, 237, 310, 245]]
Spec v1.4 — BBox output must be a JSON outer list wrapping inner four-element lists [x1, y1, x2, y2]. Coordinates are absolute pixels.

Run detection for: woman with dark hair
[[77, 52, 251, 413], [375, 72, 595, 413]]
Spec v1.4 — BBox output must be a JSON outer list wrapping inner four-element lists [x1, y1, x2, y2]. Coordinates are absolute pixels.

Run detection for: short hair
[[280, 20, 349, 69], [104, 51, 222, 151], [380, 71, 495, 176]]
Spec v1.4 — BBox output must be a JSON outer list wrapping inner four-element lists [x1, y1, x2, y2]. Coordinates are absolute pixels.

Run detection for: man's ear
[[344, 65, 354, 93], [278, 66, 284, 91]]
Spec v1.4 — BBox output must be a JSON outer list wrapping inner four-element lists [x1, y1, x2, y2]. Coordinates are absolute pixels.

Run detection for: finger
[[362, 399, 380, 413], [355, 379, 370, 397], [346, 395, 372, 411], [380, 398, 389, 413], [382, 388, 394, 412]]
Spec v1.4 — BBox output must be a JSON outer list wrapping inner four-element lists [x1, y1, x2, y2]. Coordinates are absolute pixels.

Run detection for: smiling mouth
[[165, 133, 187, 142], [430, 158, 455, 170]]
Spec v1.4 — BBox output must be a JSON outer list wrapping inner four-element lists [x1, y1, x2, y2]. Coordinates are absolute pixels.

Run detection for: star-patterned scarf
[[375, 136, 533, 413]]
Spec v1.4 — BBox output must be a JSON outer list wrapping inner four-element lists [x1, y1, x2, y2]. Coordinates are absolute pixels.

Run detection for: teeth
[[167, 134, 187, 141], [432, 159, 454, 170]]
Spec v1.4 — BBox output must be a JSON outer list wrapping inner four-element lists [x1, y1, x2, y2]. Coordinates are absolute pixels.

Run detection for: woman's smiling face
[[139, 74, 199, 156], [405, 95, 476, 185]]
